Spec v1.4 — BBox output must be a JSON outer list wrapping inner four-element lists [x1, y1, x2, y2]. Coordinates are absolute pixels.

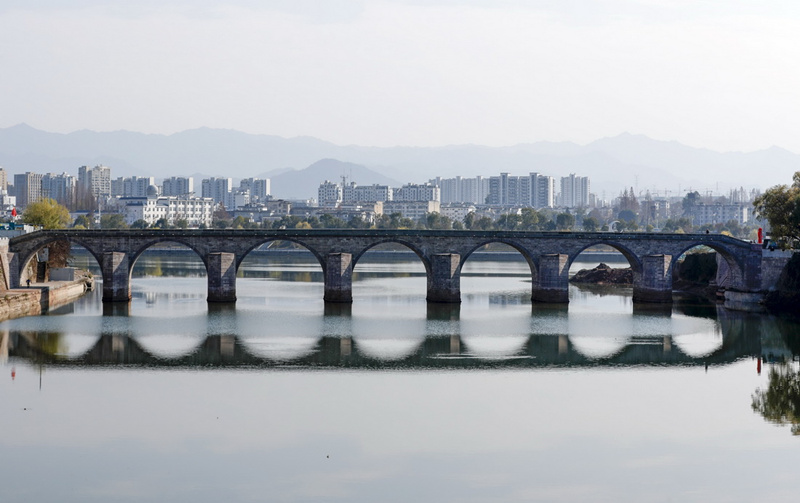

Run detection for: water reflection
[[3, 305, 784, 369], [5, 254, 800, 501], [752, 363, 800, 435]]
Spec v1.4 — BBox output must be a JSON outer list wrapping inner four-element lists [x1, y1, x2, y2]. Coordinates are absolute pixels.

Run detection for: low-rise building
[[120, 196, 215, 227], [383, 200, 440, 221], [688, 203, 750, 227], [440, 203, 477, 222]]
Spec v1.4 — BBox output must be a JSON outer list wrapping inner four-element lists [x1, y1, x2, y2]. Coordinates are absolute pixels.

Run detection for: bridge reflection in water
[[4, 302, 792, 369]]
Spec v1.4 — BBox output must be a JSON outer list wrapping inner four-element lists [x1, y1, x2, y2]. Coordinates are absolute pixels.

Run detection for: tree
[[22, 198, 71, 229], [582, 216, 599, 232], [153, 217, 172, 229], [212, 202, 231, 228], [424, 212, 453, 230], [618, 209, 637, 222], [682, 191, 701, 216], [72, 214, 93, 229], [496, 213, 521, 230], [100, 213, 128, 229], [231, 216, 250, 229], [753, 172, 800, 247], [618, 187, 639, 213], [463, 212, 477, 230], [519, 208, 541, 230], [130, 219, 150, 229], [555, 213, 575, 230], [320, 214, 347, 228]]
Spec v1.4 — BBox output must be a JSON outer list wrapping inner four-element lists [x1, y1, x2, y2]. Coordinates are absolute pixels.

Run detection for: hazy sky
[[1, 0, 799, 152]]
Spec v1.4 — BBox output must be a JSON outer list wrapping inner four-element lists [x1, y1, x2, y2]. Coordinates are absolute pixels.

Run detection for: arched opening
[[129, 240, 207, 311], [460, 242, 534, 305], [673, 243, 740, 296], [352, 241, 428, 303], [19, 238, 100, 286], [123, 240, 210, 355], [458, 242, 535, 353], [236, 240, 326, 353], [350, 241, 428, 355], [568, 243, 638, 308], [10, 238, 105, 358]]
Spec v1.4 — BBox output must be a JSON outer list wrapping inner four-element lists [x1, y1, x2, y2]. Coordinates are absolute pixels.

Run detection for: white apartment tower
[[201, 177, 233, 209], [78, 165, 112, 201], [239, 178, 271, 203], [560, 174, 590, 208], [318, 180, 343, 207]]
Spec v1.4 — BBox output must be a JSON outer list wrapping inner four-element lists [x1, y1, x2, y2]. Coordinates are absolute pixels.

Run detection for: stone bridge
[[7, 229, 763, 304]]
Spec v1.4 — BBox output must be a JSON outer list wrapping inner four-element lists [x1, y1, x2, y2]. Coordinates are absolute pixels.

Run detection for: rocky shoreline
[[570, 263, 633, 285]]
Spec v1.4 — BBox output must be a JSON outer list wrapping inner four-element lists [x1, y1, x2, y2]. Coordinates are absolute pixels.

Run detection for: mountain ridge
[[0, 124, 795, 199]]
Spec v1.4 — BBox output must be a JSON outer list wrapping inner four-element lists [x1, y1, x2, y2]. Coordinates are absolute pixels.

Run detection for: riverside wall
[[1, 237, 92, 322], [0, 280, 91, 323]]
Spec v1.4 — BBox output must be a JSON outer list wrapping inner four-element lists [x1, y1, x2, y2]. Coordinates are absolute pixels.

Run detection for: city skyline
[[1, 1, 799, 154]]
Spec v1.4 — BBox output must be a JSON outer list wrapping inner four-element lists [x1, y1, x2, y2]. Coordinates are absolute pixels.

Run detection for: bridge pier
[[102, 252, 131, 302], [532, 253, 569, 303], [427, 253, 461, 303], [633, 254, 672, 303], [6, 252, 20, 288], [324, 253, 353, 303], [207, 252, 237, 303]]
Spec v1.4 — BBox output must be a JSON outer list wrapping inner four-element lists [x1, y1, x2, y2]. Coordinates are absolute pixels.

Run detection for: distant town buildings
[[162, 176, 194, 197], [78, 165, 112, 204], [13, 172, 43, 208], [431, 176, 490, 205], [111, 176, 157, 198], [0, 158, 763, 234], [688, 203, 750, 227], [485, 173, 557, 208], [559, 173, 590, 208], [118, 195, 216, 227]]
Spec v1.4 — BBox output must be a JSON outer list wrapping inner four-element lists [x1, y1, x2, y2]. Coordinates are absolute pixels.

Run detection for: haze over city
[[1, 0, 799, 154]]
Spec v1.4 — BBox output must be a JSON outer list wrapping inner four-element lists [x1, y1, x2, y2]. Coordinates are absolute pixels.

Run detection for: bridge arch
[[129, 239, 208, 276], [459, 240, 538, 304], [14, 236, 104, 286], [460, 239, 537, 275], [567, 240, 642, 273], [237, 237, 326, 272], [672, 241, 744, 289], [351, 238, 431, 274], [350, 240, 431, 303]]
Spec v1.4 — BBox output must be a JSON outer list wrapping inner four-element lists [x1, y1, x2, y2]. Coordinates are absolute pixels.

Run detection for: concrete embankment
[[0, 278, 93, 323]]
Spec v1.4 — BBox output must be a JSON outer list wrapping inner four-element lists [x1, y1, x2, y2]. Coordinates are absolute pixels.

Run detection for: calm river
[[2, 250, 799, 502]]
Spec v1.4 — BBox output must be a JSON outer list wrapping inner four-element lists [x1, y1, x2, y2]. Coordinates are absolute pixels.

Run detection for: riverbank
[[0, 276, 94, 323]]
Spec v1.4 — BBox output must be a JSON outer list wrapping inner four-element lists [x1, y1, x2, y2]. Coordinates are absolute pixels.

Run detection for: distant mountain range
[[0, 123, 796, 200]]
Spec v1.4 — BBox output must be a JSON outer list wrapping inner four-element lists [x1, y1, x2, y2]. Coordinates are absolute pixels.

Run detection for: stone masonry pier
[[8, 229, 764, 306]]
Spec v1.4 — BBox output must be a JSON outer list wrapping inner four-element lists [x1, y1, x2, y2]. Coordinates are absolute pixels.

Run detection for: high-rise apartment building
[[42, 172, 77, 207], [318, 180, 343, 208], [13, 172, 44, 208], [394, 183, 440, 202], [560, 174, 590, 208], [111, 176, 156, 198], [530, 173, 555, 209], [162, 177, 195, 197], [239, 178, 270, 204], [342, 182, 393, 202], [78, 165, 112, 203], [201, 177, 233, 209]]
